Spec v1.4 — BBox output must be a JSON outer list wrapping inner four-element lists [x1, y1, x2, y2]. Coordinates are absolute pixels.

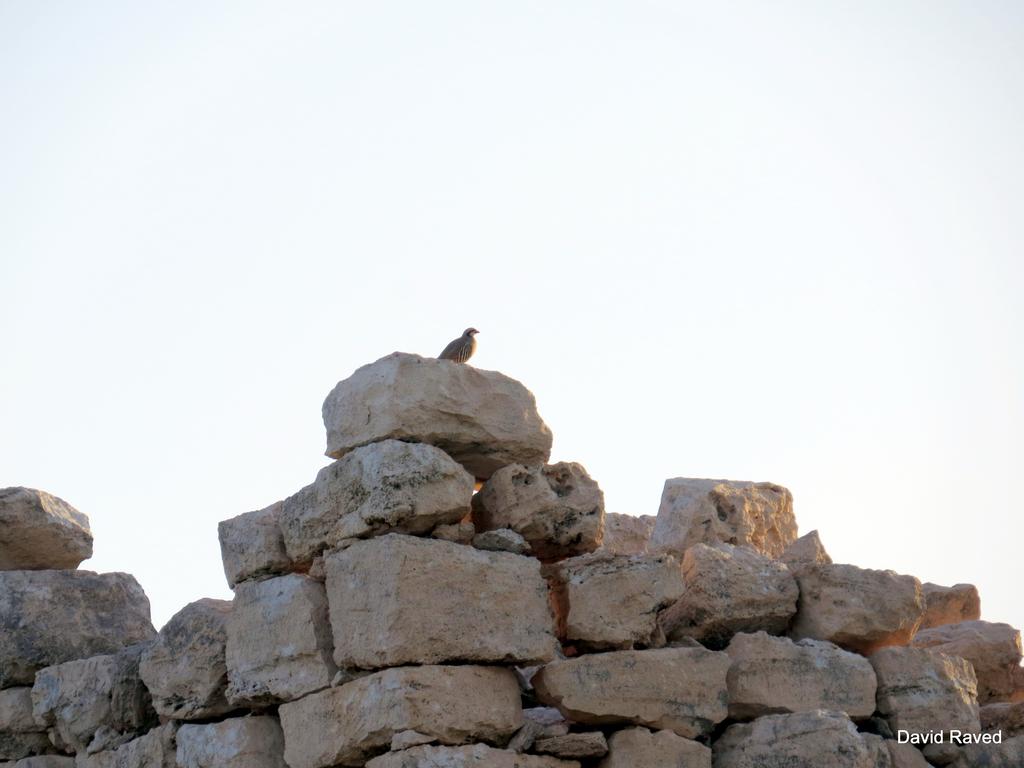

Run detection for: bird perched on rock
[[438, 327, 479, 363]]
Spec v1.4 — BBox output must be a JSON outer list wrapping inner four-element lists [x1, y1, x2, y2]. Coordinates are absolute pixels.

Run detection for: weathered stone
[[507, 709, 570, 753], [550, 552, 683, 650], [322, 352, 553, 479], [871, 647, 980, 763], [789, 564, 925, 654], [176, 716, 286, 768], [225, 574, 335, 705], [73, 723, 177, 768], [534, 732, 607, 759], [139, 599, 232, 720], [600, 514, 655, 556], [0, 488, 92, 571], [1, 686, 49, 760], [713, 711, 876, 768], [431, 521, 474, 544], [725, 631, 877, 719], [649, 478, 796, 559], [279, 440, 474, 564], [981, 700, 1024, 738], [948, 735, 1024, 768], [0, 732, 51, 762], [780, 530, 832, 570], [919, 584, 981, 630], [31, 644, 155, 754], [326, 534, 557, 669], [366, 744, 579, 768], [278, 665, 522, 768], [0, 571, 155, 688], [598, 727, 710, 768], [473, 529, 531, 555], [885, 741, 934, 768], [913, 622, 1023, 704], [658, 543, 797, 648], [217, 502, 292, 588], [533, 647, 729, 739], [472, 463, 604, 560], [390, 732, 435, 751], [16, 759, 75, 768]]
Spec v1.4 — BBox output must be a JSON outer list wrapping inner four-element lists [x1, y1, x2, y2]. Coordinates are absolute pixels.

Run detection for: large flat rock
[[712, 711, 877, 768], [912, 621, 1024, 705], [0, 570, 155, 688], [217, 502, 293, 588], [226, 574, 336, 705], [280, 440, 474, 564], [177, 716, 287, 768], [278, 665, 523, 768], [73, 723, 177, 768], [533, 648, 730, 740], [649, 478, 796, 559], [326, 534, 557, 669], [597, 727, 710, 768], [0, 487, 93, 571], [600, 514, 655, 556], [322, 352, 552, 479]]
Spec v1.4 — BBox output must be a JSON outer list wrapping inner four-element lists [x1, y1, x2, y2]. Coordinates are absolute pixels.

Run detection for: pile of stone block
[[3, 351, 1022, 767]]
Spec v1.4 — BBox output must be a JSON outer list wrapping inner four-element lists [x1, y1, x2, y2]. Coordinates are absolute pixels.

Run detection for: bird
[[438, 327, 479, 363]]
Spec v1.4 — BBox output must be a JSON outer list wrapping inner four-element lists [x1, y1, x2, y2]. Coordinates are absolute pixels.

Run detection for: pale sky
[[1, 2, 1021, 634]]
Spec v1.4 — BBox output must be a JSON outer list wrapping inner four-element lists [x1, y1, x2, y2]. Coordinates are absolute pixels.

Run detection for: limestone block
[[780, 530, 831, 570], [139, 599, 232, 720], [600, 513, 655, 556], [322, 352, 552, 479], [472, 529, 531, 555], [326, 534, 557, 669], [507, 709, 569, 753], [278, 665, 522, 768], [658, 543, 797, 648], [0, 571, 155, 688], [280, 440, 474, 564], [217, 502, 292, 588], [176, 716, 286, 768], [533, 732, 607, 759], [948, 735, 1024, 768], [0, 687, 49, 760], [472, 463, 604, 560], [73, 723, 177, 768], [790, 563, 925, 654], [0, 487, 92, 570], [597, 727, 711, 768], [981, 700, 1024, 738], [225, 574, 334, 705], [725, 631, 877, 719], [549, 552, 684, 650], [366, 744, 579, 768], [713, 711, 877, 768], [919, 584, 981, 630], [431, 521, 474, 544], [912, 621, 1023, 704], [31, 644, 155, 754], [533, 647, 729, 739], [649, 478, 796, 559]]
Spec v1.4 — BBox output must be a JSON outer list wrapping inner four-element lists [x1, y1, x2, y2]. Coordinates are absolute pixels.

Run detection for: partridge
[[438, 328, 479, 363]]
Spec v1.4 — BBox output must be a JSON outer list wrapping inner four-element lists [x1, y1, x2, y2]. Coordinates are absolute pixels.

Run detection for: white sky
[[1, 2, 1021, 633]]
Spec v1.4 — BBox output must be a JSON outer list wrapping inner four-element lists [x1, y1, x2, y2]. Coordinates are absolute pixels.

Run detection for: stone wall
[[2, 352, 1021, 767]]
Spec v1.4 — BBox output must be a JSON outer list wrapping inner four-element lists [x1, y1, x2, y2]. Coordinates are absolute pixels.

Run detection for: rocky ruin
[[1, 351, 1022, 767]]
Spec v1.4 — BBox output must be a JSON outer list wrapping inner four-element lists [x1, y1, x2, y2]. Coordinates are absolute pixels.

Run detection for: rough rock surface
[[322, 352, 553, 479], [600, 514, 655, 556], [73, 723, 177, 768], [871, 647, 980, 762], [139, 599, 232, 720], [713, 711, 877, 768], [176, 716, 287, 768], [31, 644, 155, 754], [649, 478, 796, 559], [472, 463, 604, 561], [658, 543, 798, 648], [780, 530, 832, 570], [365, 744, 579, 768], [533, 647, 729, 739], [919, 584, 981, 630], [948, 735, 1024, 768], [0, 570, 155, 688], [278, 665, 522, 768], [226, 574, 336, 705], [431, 521, 474, 544], [0, 687, 49, 760], [217, 502, 292, 588], [789, 563, 925, 654], [0, 487, 93, 571], [912, 621, 1023, 704], [472, 528, 531, 555], [597, 727, 710, 768], [533, 732, 607, 759], [549, 552, 684, 650], [280, 440, 474, 564], [506, 709, 569, 753], [326, 534, 557, 669], [981, 700, 1024, 738], [725, 631, 877, 719]]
